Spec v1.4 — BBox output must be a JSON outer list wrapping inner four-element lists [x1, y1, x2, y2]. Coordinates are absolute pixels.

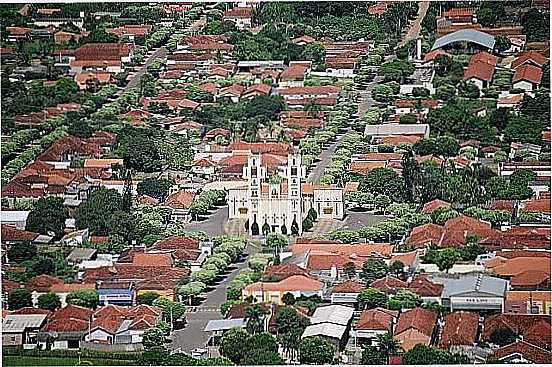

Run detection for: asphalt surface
[[307, 130, 350, 183], [181, 206, 229, 236], [398, 1, 430, 48], [170, 243, 256, 353], [123, 47, 167, 92]]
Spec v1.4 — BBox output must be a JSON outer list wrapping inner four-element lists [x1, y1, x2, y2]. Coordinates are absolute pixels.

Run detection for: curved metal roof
[[431, 29, 496, 51]]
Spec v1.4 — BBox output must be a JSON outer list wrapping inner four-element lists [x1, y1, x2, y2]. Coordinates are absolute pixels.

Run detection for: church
[[227, 152, 345, 235]]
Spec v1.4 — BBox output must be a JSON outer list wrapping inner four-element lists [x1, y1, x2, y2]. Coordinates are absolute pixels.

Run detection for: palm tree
[[377, 332, 400, 361], [245, 305, 266, 334]]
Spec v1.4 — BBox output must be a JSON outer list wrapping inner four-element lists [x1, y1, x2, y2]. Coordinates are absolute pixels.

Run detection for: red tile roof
[[264, 264, 309, 280], [421, 199, 451, 214], [487, 257, 551, 277], [394, 307, 437, 337], [26, 275, 63, 293], [511, 51, 549, 70], [483, 314, 551, 349], [74, 43, 132, 61], [1, 224, 39, 242], [471, 52, 497, 66], [224, 7, 253, 18], [152, 236, 199, 250], [407, 223, 444, 248], [408, 275, 443, 297], [244, 275, 323, 292], [493, 341, 552, 364], [164, 191, 196, 210], [278, 86, 341, 96], [108, 24, 152, 37], [370, 276, 407, 295], [442, 8, 474, 18], [280, 65, 308, 80], [464, 60, 495, 82], [132, 253, 173, 267], [510, 270, 550, 289], [227, 141, 293, 155], [423, 49, 451, 63], [513, 64, 543, 85], [83, 264, 189, 283], [331, 280, 366, 294], [357, 307, 398, 330], [439, 311, 479, 348]]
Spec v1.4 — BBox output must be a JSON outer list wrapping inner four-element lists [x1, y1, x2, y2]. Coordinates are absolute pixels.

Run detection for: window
[[291, 167, 297, 176]]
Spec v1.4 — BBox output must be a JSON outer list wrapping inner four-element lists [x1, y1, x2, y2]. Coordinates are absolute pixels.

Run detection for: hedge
[[2, 347, 141, 361]]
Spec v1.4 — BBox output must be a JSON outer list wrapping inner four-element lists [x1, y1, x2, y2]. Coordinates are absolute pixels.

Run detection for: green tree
[[26, 197, 67, 238], [245, 304, 266, 334], [38, 293, 61, 311], [435, 84, 456, 101], [282, 292, 296, 305], [220, 327, 249, 364], [361, 258, 389, 283], [435, 248, 461, 272], [360, 168, 406, 202], [361, 345, 387, 364], [299, 336, 335, 364], [387, 290, 422, 310], [8, 289, 32, 310], [403, 344, 469, 364], [242, 351, 284, 365], [357, 288, 387, 310], [521, 8, 549, 42], [137, 291, 161, 305], [142, 327, 166, 349], [343, 261, 356, 279], [489, 328, 518, 347], [76, 188, 123, 236], [66, 289, 99, 309], [137, 178, 174, 201], [494, 35, 511, 53], [153, 297, 186, 324], [7, 242, 37, 263]]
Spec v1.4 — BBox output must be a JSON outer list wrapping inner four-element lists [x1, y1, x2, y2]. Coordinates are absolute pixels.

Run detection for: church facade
[[227, 152, 345, 235]]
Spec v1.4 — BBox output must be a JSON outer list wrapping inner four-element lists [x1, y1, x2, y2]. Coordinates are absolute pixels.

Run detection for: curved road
[[398, 1, 430, 47]]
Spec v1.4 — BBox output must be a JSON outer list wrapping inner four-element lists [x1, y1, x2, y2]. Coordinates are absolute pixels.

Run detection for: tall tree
[[26, 197, 67, 238]]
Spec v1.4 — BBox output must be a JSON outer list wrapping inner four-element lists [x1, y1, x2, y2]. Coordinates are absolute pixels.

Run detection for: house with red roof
[[464, 53, 496, 90], [164, 190, 196, 222], [70, 43, 133, 73], [492, 340, 552, 364], [223, 6, 253, 29], [243, 275, 324, 305], [86, 304, 161, 346], [482, 314, 551, 350], [241, 83, 272, 100], [37, 304, 94, 349], [511, 50, 548, 70], [353, 307, 398, 345], [74, 71, 114, 90], [394, 308, 437, 351], [330, 280, 366, 305], [504, 291, 551, 314], [108, 24, 152, 39], [438, 311, 479, 352], [280, 65, 309, 87], [513, 64, 544, 92]]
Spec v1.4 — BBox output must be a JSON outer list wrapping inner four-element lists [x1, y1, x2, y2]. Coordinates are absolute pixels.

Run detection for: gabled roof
[[1, 224, 39, 242], [331, 280, 365, 294], [370, 276, 407, 295], [493, 341, 552, 364], [513, 64, 543, 85], [421, 199, 451, 214], [394, 307, 437, 337], [511, 51, 549, 70], [244, 275, 323, 292], [356, 307, 398, 331], [408, 275, 443, 297], [132, 253, 173, 267], [464, 60, 495, 82], [164, 191, 196, 210], [483, 314, 551, 349], [439, 311, 479, 348]]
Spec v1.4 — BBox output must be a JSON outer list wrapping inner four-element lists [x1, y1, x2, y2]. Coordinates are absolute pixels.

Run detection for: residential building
[[512, 64, 543, 92], [330, 280, 365, 306], [97, 282, 134, 306], [492, 341, 552, 364], [222, 7, 253, 29], [2, 314, 48, 347], [242, 275, 324, 304], [394, 308, 437, 351], [37, 305, 94, 350], [438, 311, 480, 358], [352, 308, 398, 346], [301, 305, 354, 351], [504, 291, 551, 314]]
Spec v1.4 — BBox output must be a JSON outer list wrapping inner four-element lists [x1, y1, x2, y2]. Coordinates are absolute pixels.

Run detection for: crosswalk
[[185, 306, 220, 313]]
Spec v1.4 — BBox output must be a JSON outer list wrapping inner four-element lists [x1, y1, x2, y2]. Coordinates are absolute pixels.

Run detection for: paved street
[[357, 75, 384, 116], [123, 46, 167, 93], [343, 210, 389, 230], [398, 1, 430, 47], [170, 244, 256, 353], [181, 206, 229, 236], [307, 129, 351, 183]]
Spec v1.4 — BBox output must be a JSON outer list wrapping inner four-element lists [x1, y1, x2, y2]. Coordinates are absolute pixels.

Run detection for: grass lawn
[[3, 356, 137, 366]]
